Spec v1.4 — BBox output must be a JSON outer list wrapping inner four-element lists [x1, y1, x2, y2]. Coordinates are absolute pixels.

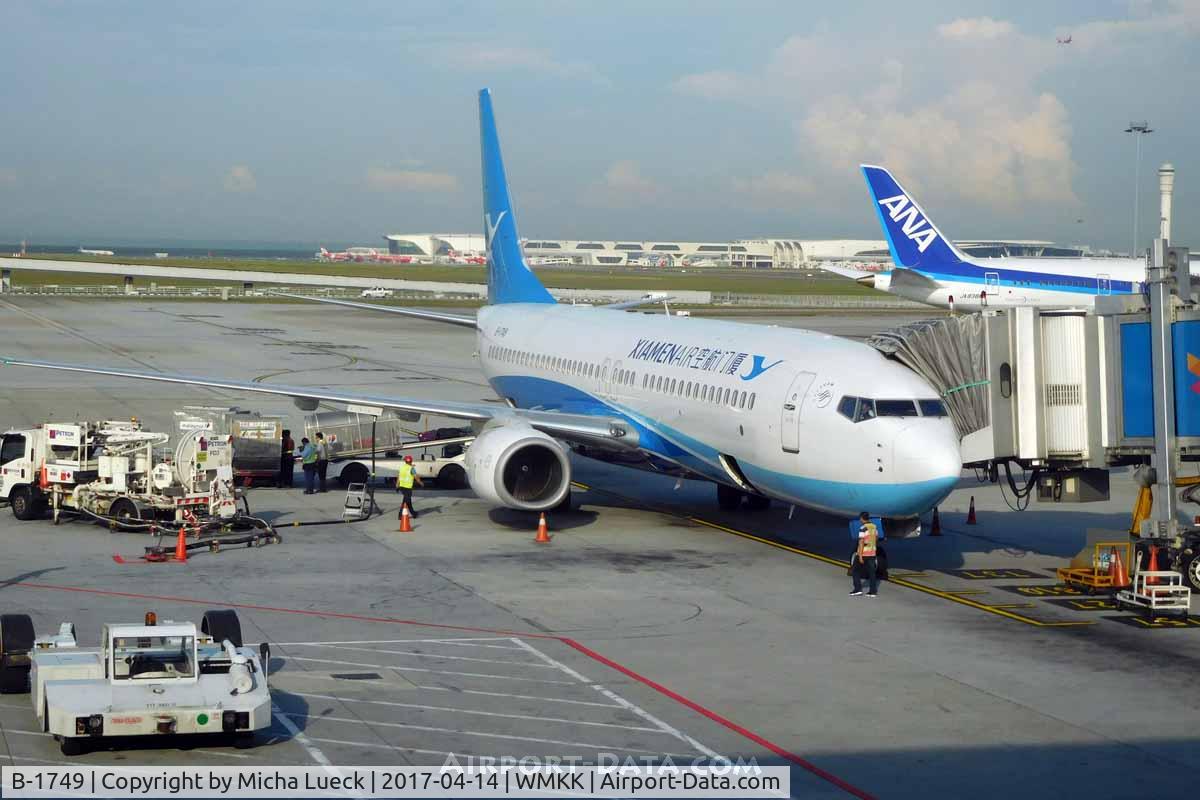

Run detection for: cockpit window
[[875, 400, 918, 417], [837, 396, 857, 420], [854, 399, 876, 422], [919, 399, 948, 417]]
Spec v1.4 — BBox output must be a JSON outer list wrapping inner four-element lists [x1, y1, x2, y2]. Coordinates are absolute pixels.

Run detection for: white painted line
[[274, 638, 519, 648], [511, 638, 719, 759], [413, 685, 621, 709], [282, 711, 699, 759], [298, 642, 554, 669], [292, 691, 662, 733], [286, 655, 577, 685], [304, 735, 485, 760], [271, 702, 333, 768]]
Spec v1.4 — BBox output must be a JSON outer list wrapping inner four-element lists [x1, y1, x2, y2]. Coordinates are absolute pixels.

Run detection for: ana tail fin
[[479, 88, 555, 305], [860, 165, 966, 271]]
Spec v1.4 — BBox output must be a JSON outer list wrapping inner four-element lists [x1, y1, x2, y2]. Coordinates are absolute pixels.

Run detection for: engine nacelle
[[465, 423, 571, 511]]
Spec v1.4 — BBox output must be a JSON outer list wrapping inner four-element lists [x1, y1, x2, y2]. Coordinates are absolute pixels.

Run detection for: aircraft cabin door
[[780, 371, 816, 453], [600, 357, 612, 395], [1098, 274, 1111, 295]]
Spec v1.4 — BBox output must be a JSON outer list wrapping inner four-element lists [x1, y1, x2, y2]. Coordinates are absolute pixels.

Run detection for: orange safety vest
[[860, 523, 878, 557]]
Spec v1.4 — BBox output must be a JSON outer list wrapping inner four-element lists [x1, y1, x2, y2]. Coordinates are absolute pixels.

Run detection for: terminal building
[[383, 233, 1091, 268]]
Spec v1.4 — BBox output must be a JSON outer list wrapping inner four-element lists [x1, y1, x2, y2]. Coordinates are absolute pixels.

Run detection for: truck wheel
[[108, 497, 142, 530], [339, 463, 369, 488], [59, 737, 85, 756], [201, 610, 243, 648], [438, 464, 467, 490], [717, 484, 743, 511], [0, 613, 35, 694], [9, 487, 36, 521], [1181, 553, 1200, 593]]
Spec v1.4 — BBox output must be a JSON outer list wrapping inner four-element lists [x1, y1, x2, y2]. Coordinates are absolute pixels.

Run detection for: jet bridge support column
[[1148, 239, 1181, 531]]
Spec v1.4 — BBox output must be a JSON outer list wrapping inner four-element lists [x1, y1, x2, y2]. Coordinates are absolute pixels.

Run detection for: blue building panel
[[1120, 321, 1154, 438]]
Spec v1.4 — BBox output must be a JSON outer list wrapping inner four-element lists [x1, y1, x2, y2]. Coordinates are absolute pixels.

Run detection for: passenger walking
[[278, 428, 295, 488], [298, 437, 318, 495], [395, 454, 423, 517], [315, 432, 329, 493], [850, 511, 880, 597]]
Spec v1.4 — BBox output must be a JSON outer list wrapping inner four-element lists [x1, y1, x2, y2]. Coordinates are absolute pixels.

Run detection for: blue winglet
[[479, 89, 555, 305], [860, 165, 964, 271]]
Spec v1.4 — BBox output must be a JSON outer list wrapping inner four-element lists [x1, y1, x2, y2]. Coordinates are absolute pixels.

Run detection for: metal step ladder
[[342, 483, 372, 521]]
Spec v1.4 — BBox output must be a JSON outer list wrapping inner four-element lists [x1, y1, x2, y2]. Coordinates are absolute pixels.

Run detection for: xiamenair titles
[[627, 339, 783, 382]]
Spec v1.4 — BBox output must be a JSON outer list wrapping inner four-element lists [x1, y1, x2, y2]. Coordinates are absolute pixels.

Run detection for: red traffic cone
[[1146, 544, 1160, 584], [534, 513, 551, 544], [174, 526, 188, 563], [38, 462, 48, 490], [399, 503, 413, 533], [966, 496, 977, 525], [1109, 547, 1130, 588], [930, 507, 942, 537]]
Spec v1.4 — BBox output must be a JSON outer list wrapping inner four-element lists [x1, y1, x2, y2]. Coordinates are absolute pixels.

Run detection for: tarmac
[[0, 297, 1197, 799]]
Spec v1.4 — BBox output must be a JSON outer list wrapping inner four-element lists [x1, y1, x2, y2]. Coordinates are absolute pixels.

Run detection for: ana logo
[[814, 380, 835, 407], [877, 194, 937, 253], [740, 355, 784, 381]]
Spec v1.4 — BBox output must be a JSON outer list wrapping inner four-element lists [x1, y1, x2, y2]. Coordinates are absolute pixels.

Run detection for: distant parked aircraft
[[1056, 34, 1072, 44]]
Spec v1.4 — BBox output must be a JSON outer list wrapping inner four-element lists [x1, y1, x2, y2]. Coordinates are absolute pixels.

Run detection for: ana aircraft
[[0, 91, 962, 525], [830, 165, 1147, 310]]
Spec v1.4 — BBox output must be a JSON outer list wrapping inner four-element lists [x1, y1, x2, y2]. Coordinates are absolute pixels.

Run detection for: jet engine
[[465, 422, 571, 510]]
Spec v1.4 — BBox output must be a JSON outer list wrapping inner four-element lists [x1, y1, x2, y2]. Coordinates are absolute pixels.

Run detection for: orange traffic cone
[[930, 507, 942, 537], [174, 526, 188, 562], [38, 462, 48, 490], [1109, 547, 1130, 588], [399, 503, 413, 533], [534, 513, 551, 544], [966, 496, 977, 525], [1146, 545, 1160, 584]]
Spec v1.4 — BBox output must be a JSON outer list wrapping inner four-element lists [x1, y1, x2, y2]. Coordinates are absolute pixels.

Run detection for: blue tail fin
[[861, 165, 966, 272], [479, 89, 555, 305]]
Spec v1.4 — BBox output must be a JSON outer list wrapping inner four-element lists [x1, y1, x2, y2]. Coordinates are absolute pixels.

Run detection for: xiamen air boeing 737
[[0, 91, 961, 524], [834, 165, 1148, 310]]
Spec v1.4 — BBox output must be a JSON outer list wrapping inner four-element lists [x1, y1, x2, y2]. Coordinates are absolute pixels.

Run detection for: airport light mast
[[1125, 121, 1154, 257]]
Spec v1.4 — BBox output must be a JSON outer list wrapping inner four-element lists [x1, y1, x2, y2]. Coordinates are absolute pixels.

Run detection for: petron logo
[[877, 194, 938, 253]]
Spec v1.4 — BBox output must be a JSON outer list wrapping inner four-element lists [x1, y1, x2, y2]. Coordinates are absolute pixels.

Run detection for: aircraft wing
[[0, 357, 640, 450], [599, 295, 673, 311], [813, 262, 876, 281], [270, 293, 477, 328]]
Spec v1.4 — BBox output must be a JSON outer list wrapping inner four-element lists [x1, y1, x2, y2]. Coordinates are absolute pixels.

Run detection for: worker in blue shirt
[[297, 437, 318, 495]]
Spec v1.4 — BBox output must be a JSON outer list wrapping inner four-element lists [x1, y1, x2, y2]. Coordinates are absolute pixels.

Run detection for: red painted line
[[563, 638, 876, 800], [11, 581, 871, 798]]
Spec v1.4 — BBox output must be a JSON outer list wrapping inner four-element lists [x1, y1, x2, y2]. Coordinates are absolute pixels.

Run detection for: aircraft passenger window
[[876, 400, 919, 417], [854, 399, 877, 422], [918, 399, 948, 417], [739, 392, 747, 409], [668, 378, 675, 393], [749, 393, 756, 410], [723, 388, 731, 405]]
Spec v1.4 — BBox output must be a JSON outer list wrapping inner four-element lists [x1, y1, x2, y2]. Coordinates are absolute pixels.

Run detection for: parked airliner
[[832, 165, 1147, 310], [0, 91, 962, 524]]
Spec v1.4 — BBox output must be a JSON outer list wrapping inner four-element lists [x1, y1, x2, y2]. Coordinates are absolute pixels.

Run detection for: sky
[[1, 0, 1197, 253]]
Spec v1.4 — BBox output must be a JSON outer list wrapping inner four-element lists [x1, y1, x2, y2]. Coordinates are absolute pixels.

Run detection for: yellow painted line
[[891, 572, 930, 579], [572, 480, 1094, 628], [989, 603, 1037, 610], [941, 589, 989, 596]]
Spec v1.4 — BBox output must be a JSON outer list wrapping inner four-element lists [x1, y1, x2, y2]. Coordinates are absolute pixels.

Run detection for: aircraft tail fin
[[479, 89, 556, 305], [860, 165, 966, 271]]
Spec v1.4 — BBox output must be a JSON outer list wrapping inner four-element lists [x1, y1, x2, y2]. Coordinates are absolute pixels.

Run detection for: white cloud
[[936, 17, 1015, 40], [1070, 0, 1200, 50], [365, 168, 458, 193], [671, 18, 1079, 211], [731, 171, 817, 208], [602, 161, 660, 199], [222, 165, 256, 193]]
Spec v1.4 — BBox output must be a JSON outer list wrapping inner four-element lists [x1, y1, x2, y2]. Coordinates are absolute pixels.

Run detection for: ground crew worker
[[395, 454, 423, 517], [278, 428, 295, 488], [315, 432, 329, 493], [298, 437, 318, 495], [851, 511, 879, 597]]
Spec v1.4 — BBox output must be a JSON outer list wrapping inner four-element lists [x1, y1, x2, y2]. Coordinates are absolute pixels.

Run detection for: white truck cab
[[1, 610, 271, 755]]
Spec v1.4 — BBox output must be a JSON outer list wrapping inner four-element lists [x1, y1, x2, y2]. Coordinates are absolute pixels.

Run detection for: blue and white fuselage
[[476, 302, 960, 517], [853, 165, 1148, 310]]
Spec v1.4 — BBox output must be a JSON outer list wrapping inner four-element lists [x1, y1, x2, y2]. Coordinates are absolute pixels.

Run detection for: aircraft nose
[[892, 421, 961, 513]]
